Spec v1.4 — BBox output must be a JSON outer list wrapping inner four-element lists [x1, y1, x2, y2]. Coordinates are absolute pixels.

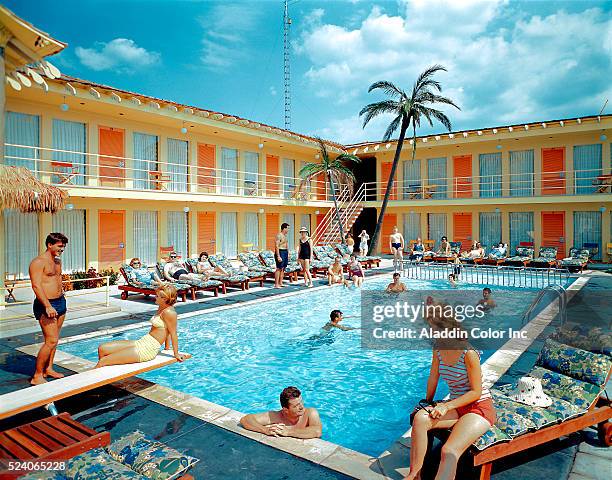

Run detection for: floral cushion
[[490, 389, 559, 428], [527, 366, 601, 410], [492, 405, 536, 438], [494, 385, 582, 422], [207, 253, 233, 270], [259, 250, 276, 268], [551, 325, 612, 357], [535, 247, 557, 261], [107, 431, 198, 480], [65, 448, 146, 479], [449, 242, 462, 255], [238, 252, 273, 273], [472, 425, 511, 451], [18, 472, 66, 480], [515, 247, 534, 258], [536, 338, 612, 386]]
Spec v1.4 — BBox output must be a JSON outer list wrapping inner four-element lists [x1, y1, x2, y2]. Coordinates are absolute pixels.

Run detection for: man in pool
[[321, 309, 358, 332], [240, 386, 322, 439], [29, 232, 69, 385], [386, 272, 407, 293], [477, 287, 497, 312]]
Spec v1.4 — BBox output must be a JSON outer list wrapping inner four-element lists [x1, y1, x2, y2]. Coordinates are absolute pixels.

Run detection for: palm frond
[[299, 163, 325, 179], [382, 114, 402, 142], [335, 153, 361, 164], [359, 100, 402, 127], [416, 105, 435, 128], [367, 80, 405, 98], [416, 92, 460, 110], [413, 64, 447, 91], [329, 164, 357, 183], [427, 108, 453, 132], [314, 137, 330, 164]]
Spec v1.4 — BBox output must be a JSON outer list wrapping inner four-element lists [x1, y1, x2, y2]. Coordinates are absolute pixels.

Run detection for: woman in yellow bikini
[[95, 284, 187, 367]]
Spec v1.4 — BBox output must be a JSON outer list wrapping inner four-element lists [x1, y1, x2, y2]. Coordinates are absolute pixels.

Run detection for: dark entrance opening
[[352, 156, 377, 200], [351, 207, 377, 241]]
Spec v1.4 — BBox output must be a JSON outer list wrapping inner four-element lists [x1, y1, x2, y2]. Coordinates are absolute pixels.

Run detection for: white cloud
[[199, 3, 262, 70], [75, 38, 160, 72], [297, 1, 611, 143]]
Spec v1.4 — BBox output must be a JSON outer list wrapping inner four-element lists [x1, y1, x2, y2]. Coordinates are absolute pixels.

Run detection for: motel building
[[0, 8, 611, 296]]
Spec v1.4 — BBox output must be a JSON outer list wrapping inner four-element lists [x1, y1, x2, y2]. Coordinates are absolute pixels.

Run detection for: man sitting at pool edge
[[240, 386, 322, 439]]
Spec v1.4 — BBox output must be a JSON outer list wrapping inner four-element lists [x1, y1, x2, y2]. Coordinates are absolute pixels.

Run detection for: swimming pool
[[62, 276, 545, 456]]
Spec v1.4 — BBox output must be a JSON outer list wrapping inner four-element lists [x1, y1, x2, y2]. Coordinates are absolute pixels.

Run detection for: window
[[479, 212, 502, 253], [167, 211, 188, 258], [509, 150, 534, 196], [134, 211, 158, 265], [427, 213, 447, 248], [573, 211, 602, 260], [244, 212, 259, 249], [220, 148, 238, 195], [243, 151, 259, 195], [52, 209, 86, 272], [479, 153, 502, 198], [52, 119, 87, 185], [282, 158, 295, 199], [220, 212, 238, 257], [404, 212, 420, 243], [509, 212, 534, 253], [427, 157, 447, 199], [5, 111, 40, 172], [573, 144, 602, 194], [4, 210, 39, 278], [167, 138, 188, 192], [133, 133, 158, 189], [403, 160, 421, 199]]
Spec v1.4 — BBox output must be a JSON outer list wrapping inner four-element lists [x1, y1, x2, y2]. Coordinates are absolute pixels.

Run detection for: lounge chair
[[259, 250, 300, 282], [288, 250, 305, 276], [184, 257, 249, 291], [237, 252, 275, 276], [528, 246, 558, 268], [582, 242, 599, 262], [153, 262, 224, 297], [118, 265, 192, 302], [558, 247, 590, 272], [460, 339, 612, 479], [0, 351, 191, 420], [433, 241, 461, 263], [502, 246, 534, 267], [207, 253, 266, 288], [8, 426, 198, 480]]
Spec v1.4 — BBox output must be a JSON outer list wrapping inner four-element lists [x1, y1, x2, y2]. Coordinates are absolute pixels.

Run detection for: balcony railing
[[4, 144, 348, 202], [364, 168, 611, 201]]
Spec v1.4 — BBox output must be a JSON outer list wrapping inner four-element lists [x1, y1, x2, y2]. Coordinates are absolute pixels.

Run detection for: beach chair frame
[[118, 267, 190, 301]]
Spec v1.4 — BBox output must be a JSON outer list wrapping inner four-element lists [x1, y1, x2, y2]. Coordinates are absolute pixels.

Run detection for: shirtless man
[[321, 310, 358, 332], [275, 223, 290, 288], [240, 386, 322, 439], [386, 272, 407, 293], [327, 256, 347, 287], [29, 232, 69, 385], [477, 287, 497, 312], [389, 226, 405, 272], [163, 252, 208, 282]]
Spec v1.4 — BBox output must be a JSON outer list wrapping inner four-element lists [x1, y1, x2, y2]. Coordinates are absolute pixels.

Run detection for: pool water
[[62, 276, 542, 456]]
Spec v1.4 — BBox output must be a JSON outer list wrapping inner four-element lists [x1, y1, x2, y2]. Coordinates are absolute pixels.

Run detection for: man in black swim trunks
[[29, 232, 69, 385], [275, 223, 290, 288]]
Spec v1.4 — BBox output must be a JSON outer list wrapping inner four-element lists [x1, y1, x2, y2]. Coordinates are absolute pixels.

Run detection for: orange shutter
[[382, 213, 398, 253], [453, 213, 472, 249], [541, 148, 565, 195], [99, 210, 125, 269], [380, 162, 397, 200], [266, 213, 279, 250], [197, 144, 216, 192], [542, 211, 565, 258], [266, 155, 280, 197], [99, 127, 125, 187], [197, 211, 216, 253], [453, 155, 472, 198]]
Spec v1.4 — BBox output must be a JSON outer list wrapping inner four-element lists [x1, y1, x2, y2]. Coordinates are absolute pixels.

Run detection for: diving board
[[0, 351, 191, 420]]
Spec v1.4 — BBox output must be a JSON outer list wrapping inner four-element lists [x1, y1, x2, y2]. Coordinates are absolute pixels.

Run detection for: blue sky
[[6, 0, 611, 144]]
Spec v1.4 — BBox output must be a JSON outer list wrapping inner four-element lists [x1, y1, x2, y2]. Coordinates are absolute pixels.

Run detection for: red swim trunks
[[456, 398, 496, 426]]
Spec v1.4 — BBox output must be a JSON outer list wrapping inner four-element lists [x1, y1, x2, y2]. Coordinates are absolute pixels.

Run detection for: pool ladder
[[520, 284, 567, 327]]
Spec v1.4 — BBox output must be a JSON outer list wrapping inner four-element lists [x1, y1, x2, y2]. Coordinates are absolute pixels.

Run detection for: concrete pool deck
[[0, 266, 609, 479]]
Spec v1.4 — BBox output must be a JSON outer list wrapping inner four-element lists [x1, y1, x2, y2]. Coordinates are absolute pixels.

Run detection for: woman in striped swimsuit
[[406, 310, 496, 480]]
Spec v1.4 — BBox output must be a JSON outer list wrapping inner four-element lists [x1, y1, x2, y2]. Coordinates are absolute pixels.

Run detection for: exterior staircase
[[312, 184, 366, 246]]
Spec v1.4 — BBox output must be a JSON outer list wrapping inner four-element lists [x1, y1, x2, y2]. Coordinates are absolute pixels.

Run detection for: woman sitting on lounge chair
[[96, 284, 187, 367], [163, 252, 212, 283], [196, 252, 228, 276], [436, 236, 452, 256], [462, 241, 485, 259], [406, 301, 496, 480], [128, 258, 164, 286], [489, 242, 507, 258]]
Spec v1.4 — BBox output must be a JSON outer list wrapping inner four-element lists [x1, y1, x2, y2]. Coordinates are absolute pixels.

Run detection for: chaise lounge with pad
[[119, 265, 192, 302]]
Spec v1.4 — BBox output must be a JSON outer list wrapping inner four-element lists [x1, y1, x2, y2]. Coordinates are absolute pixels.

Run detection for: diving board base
[[0, 351, 191, 421]]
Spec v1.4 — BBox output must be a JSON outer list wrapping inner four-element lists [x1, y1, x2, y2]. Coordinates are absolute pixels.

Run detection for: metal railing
[[312, 183, 366, 245], [363, 167, 610, 201], [4, 144, 350, 203], [402, 261, 572, 288], [520, 284, 567, 327]]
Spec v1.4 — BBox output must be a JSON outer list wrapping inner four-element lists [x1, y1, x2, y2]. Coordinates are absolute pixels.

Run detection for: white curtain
[[428, 213, 447, 248], [167, 211, 188, 258], [300, 214, 311, 234], [220, 212, 237, 258], [573, 211, 602, 259], [282, 158, 295, 198], [5, 111, 40, 172], [134, 211, 158, 265], [220, 148, 238, 195], [427, 157, 447, 199], [244, 151, 259, 194], [4, 210, 39, 278], [52, 209, 86, 272], [167, 138, 188, 192], [479, 212, 502, 253], [479, 153, 502, 198], [403, 160, 421, 199], [244, 212, 259, 249], [573, 144, 602, 194], [133, 133, 158, 189], [509, 150, 534, 196], [52, 119, 86, 185], [403, 212, 420, 243], [282, 213, 295, 249]]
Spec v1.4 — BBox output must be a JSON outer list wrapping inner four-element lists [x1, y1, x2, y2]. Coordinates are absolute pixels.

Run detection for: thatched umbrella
[[0, 165, 68, 213]]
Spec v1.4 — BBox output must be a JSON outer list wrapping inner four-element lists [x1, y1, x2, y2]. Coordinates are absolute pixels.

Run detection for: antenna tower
[[283, 0, 292, 130]]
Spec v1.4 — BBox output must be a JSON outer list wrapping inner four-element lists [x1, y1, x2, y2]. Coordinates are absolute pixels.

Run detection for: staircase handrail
[[325, 183, 365, 242], [312, 185, 351, 244], [313, 183, 366, 245]]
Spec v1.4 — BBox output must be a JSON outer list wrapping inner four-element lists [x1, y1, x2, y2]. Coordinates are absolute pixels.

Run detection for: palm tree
[[359, 65, 459, 255], [299, 138, 360, 244]]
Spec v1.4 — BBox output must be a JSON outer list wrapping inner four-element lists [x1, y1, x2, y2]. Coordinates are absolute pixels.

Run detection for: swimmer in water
[[321, 310, 358, 332], [448, 273, 458, 288], [386, 272, 407, 293], [476, 287, 497, 312]]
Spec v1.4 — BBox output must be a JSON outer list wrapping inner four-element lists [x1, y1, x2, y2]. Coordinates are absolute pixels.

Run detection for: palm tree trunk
[[327, 171, 346, 244], [368, 117, 409, 255]]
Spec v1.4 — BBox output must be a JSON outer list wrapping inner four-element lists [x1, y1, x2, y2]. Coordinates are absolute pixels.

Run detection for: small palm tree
[[299, 138, 360, 244], [359, 65, 460, 254]]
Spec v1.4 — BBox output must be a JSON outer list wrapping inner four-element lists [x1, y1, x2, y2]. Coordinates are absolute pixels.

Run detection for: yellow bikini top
[[150, 314, 166, 329]]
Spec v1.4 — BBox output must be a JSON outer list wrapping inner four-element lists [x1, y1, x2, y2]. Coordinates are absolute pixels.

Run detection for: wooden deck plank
[[17, 424, 62, 451], [30, 421, 75, 446], [0, 432, 35, 459], [58, 414, 100, 437], [43, 417, 88, 442], [4, 429, 47, 457]]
